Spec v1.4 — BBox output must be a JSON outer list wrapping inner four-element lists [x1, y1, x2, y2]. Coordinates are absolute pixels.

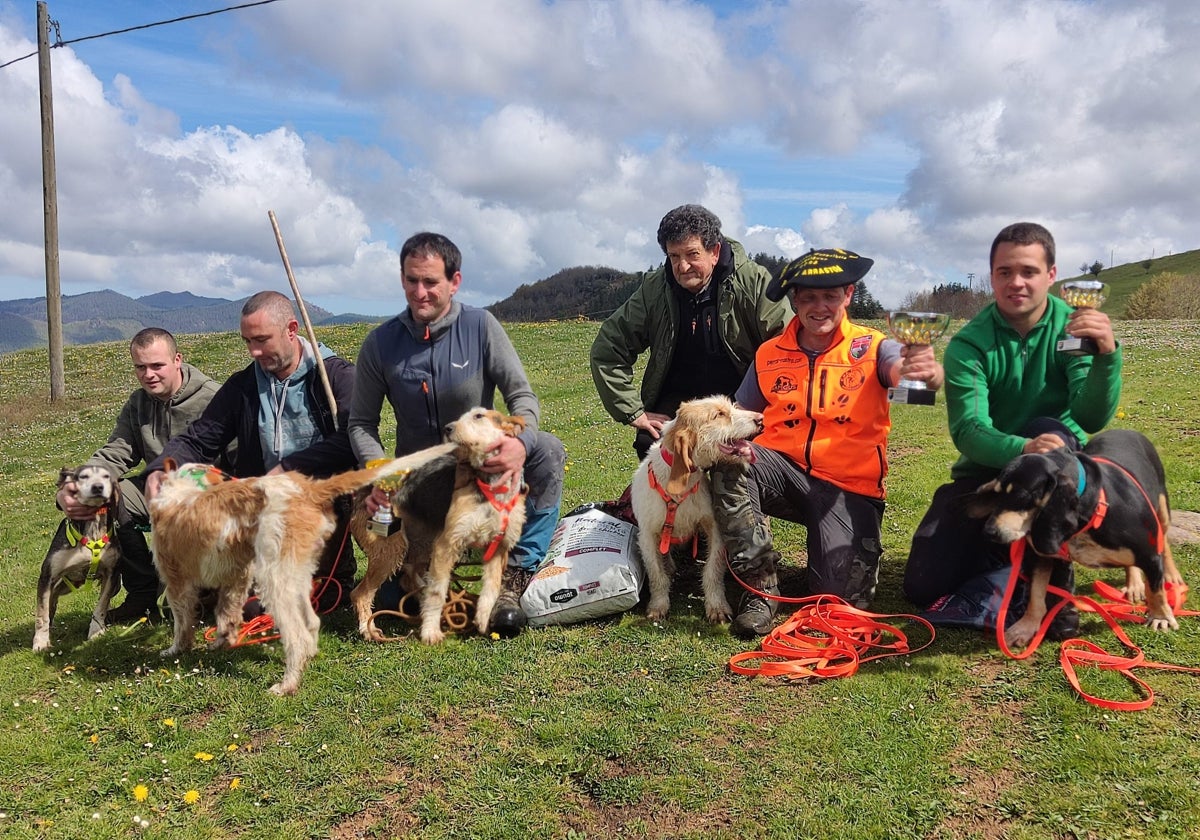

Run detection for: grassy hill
[[1, 320, 1200, 837], [1061, 248, 1200, 317]]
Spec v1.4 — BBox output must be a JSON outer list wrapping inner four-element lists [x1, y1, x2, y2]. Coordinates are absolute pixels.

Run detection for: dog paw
[[645, 598, 670, 622], [705, 602, 733, 624], [268, 681, 298, 696], [419, 628, 445, 645], [1147, 613, 1179, 632], [1003, 621, 1038, 649], [360, 623, 387, 643], [32, 639, 51, 653]]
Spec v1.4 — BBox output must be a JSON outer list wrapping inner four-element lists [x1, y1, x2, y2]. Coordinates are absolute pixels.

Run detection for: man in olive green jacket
[[590, 204, 789, 460]]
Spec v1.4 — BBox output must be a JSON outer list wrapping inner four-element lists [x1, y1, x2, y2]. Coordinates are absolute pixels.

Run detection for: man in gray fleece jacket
[[56, 328, 226, 623], [349, 232, 566, 638]]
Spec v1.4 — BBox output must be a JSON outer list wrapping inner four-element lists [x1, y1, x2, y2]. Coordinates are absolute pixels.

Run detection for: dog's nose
[[443, 422, 456, 439], [88, 483, 106, 495]]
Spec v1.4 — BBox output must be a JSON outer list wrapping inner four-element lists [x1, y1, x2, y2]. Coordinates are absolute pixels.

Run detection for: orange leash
[[997, 540, 1200, 710], [725, 564, 935, 680]]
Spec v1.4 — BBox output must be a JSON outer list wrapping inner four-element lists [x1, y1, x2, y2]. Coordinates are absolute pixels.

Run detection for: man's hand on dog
[[483, 435, 527, 488], [1065, 306, 1118, 355], [631, 411, 671, 441], [1023, 433, 1069, 455], [56, 481, 93, 519]]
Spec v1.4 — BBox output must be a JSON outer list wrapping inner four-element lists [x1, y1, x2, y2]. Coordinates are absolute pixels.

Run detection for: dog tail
[[312, 442, 458, 501]]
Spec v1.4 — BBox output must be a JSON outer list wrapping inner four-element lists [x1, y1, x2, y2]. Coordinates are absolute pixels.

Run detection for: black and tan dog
[[967, 428, 1184, 647], [33, 465, 123, 651]]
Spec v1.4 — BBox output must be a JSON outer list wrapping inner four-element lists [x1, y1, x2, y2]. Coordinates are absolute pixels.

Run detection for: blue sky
[[1, 0, 1197, 316]]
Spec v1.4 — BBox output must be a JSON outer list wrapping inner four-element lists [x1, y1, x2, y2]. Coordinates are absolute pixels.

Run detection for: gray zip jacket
[[349, 301, 541, 462]]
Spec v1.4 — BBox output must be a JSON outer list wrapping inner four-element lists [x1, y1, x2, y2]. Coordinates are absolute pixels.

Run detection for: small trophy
[[886, 311, 951, 406], [365, 458, 408, 537], [1056, 280, 1108, 356]]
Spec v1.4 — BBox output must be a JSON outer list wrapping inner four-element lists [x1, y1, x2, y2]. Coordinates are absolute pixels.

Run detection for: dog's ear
[[1028, 459, 1081, 556], [57, 467, 77, 489], [664, 426, 697, 495], [502, 414, 526, 436], [961, 479, 1001, 519], [163, 457, 178, 473]]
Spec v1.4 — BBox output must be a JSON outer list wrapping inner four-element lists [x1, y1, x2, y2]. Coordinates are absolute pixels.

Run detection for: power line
[[0, 0, 283, 70]]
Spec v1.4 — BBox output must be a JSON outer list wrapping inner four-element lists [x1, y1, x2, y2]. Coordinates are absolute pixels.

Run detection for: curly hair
[[656, 205, 723, 253]]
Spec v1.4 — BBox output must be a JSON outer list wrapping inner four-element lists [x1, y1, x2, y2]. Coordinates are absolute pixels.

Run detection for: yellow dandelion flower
[[226, 744, 238, 751], [194, 751, 214, 762], [229, 778, 242, 790], [132, 784, 149, 802], [162, 718, 176, 728], [88, 733, 98, 744], [183, 790, 200, 805]]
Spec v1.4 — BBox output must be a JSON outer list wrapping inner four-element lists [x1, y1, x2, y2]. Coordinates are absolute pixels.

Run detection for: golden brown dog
[[630, 396, 764, 624], [351, 408, 529, 645], [33, 465, 122, 651], [150, 446, 452, 695]]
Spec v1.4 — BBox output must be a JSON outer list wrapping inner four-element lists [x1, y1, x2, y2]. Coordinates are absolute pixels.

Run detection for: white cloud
[[1, 0, 1198, 314]]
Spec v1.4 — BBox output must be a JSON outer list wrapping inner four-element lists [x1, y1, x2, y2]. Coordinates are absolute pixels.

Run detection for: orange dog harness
[[646, 447, 702, 555]]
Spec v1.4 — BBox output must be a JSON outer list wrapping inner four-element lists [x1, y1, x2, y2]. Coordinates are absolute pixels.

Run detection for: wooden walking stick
[[267, 210, 339, 428]]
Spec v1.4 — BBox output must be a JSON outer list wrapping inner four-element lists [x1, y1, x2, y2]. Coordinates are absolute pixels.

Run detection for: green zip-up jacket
[[589, 238, 788, 425], [945, 295, 1123, 480]]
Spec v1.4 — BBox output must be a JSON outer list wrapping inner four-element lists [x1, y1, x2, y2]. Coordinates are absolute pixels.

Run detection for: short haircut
[[400, 232, 462, 279], [130, 327, 178, 355], [241, 290, 296, 326], [656, 204, 723, 253], [990, 222, 1056, 270]]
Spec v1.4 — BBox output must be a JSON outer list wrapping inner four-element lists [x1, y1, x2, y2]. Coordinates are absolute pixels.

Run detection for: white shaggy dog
[[630, 396, 763, 623]]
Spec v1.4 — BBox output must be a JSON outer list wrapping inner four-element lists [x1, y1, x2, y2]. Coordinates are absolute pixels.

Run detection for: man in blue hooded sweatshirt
[[348, 232, 566, 638]]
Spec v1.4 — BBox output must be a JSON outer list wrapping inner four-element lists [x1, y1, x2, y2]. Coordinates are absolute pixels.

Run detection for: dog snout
[[88, 481, 108, 497], [443, 421, 457, 440]]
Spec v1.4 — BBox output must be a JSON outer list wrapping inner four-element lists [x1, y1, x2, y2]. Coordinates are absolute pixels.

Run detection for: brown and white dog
[[966, 428, 1184, 648], [33, 465, 122, 651], [150, 446, 453, 695], [351, 407, 529, 645], [630, 396, 764, 624]]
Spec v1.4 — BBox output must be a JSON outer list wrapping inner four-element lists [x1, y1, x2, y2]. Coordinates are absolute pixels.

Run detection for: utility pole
[[38, 1, 65, 400]]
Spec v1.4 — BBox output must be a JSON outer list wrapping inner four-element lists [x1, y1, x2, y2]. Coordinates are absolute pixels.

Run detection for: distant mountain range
[[0, 290, 385, 354]]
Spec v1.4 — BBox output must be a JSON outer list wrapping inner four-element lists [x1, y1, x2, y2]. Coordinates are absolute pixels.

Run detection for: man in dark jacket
[[58, 328, 224, 624], [146, 291, 359, 609], [590, 204, 789, 460]]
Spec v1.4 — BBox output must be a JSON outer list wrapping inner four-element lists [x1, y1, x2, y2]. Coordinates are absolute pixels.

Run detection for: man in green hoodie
[[56, 328, 225, 623], [903, 222, 1122, 631]]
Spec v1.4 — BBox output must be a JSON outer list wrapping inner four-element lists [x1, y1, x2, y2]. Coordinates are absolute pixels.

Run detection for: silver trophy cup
[[886, 311, 950, 406], [1056, 280, 1108, 356]]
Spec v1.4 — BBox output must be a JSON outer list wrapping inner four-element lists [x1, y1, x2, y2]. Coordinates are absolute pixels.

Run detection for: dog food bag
[[521, 505, 644, 627]]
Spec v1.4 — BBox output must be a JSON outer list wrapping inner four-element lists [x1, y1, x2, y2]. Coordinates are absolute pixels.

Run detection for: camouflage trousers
[[710, 444, 885, 609]]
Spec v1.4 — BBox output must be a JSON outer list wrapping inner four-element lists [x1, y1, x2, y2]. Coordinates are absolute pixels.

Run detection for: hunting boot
[[710, 460, 781, 639], [489, 564, 533, 638], [731, 557, 782, 639], [106, 525, 162, 625]]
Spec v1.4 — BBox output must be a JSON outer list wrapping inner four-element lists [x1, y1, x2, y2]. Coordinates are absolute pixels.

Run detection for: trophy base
[[1056, 336, 1099, 356], [888, 386, 936, 406], [368, 517, 400, 537]]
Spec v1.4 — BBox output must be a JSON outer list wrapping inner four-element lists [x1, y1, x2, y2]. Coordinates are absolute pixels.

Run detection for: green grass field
[[1, 318, 1199, 840]]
